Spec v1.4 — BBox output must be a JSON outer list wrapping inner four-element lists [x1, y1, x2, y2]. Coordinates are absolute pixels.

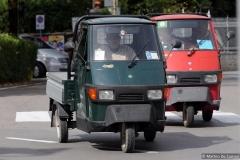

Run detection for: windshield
[[157, 20, 216, 50], [34, 38, 54, 49], [92, 24, 161, 61], [21, 37, 53, 49]]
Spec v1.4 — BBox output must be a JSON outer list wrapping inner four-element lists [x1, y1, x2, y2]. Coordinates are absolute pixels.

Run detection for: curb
[[0, 81, 33, 88], [0, 78, 47, 89]]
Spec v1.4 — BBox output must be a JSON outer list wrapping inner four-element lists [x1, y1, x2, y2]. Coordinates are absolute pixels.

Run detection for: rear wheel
[[144, 125, 156, 141], [121, 123, 135, 153], [34, 63, 45, 78], [55, 110, 68, 143], [183, 103, 194, 127], [202, 110, 213, 121]]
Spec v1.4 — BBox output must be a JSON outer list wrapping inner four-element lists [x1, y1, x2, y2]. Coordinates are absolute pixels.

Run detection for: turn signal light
[[88, 88, 97, 100], [218, 73, 222, 82], [164, 88, 169, 100]]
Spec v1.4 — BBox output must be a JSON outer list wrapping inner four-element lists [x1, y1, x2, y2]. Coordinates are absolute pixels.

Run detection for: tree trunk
[[8, 0, 18, 36]]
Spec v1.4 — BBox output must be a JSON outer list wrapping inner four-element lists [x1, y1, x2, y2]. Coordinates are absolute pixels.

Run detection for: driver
[[97, 32, 136, 60], [188, 21, 209, 50]]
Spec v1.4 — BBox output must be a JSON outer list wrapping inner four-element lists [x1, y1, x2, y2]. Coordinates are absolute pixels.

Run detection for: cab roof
[[150, 13, 211, 21], [83, 17, 155, 25]]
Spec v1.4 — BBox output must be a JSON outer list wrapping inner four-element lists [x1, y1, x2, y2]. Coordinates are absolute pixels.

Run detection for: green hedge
[[0, 34, 37, 83]]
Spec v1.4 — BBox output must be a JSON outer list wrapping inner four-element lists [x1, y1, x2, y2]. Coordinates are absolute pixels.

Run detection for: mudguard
[[54, 101, 69, 118], [105, 104, 155, 126], [51, 101, 69, 127]]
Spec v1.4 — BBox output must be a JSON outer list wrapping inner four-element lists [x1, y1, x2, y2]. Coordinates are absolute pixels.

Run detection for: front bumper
[[166, 86, 220, 107], [76, 104, 166, 133]]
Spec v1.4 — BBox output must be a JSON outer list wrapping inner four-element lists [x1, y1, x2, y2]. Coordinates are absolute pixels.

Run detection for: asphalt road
[[0, 71, 239, 160]]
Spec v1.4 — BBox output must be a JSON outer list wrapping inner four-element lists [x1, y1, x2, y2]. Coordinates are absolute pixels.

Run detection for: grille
[[119, 94, 144, 101], [180, 77, 201, 84]]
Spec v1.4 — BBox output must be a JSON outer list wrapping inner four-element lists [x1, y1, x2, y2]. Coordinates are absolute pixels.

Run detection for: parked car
[[18, 34, 69, 78]]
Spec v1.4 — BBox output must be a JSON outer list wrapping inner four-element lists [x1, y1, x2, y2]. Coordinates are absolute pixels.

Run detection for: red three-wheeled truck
[[149, 12, 235, 127]]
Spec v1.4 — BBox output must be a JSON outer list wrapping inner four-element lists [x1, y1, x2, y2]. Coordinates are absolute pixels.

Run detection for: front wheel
[[183, 104, 194, 127], [202, 110, 213, 121], [144, 125, 156, 141], [55, 110, 68, 143], [121, 123, 135, 153]]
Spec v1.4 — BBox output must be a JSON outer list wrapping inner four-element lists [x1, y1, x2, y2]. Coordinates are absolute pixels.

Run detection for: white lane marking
[[212, 112, 240, 123], [165, 111, 240, 123], [6, 137, 57, 143], [89, 146, 158, 153], [165, 112, 182, 122], [16, 111, 51, 122], [15, 111, 240, 124], [145, 151, 158, 153]]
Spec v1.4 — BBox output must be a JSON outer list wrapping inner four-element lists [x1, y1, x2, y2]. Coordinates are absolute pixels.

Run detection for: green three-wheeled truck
[[46, 14, 169, 153]]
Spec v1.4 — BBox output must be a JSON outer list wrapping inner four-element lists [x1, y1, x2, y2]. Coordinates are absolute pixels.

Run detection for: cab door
[[73, 25, 89, 119]]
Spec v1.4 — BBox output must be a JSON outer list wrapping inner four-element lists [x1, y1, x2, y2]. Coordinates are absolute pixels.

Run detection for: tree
[[210, 0, 236, 17], [8, 0, 18, 36], [100, 7, 112, 15], [119, 0, 236, 17], [0, 0, 8, 33], [119, 0, 212, 15], [0, 0, 236, 34], [21, 0, 92, 33]]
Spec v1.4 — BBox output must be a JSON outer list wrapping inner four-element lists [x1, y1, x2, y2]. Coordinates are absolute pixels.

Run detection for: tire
[[121, 123, 135, 153], [144, 125, 157, 141], [183, 104, 194, 127], [55, 110, 68, 143], [33, 63, 45, 78], [202, 110, 213, 121]]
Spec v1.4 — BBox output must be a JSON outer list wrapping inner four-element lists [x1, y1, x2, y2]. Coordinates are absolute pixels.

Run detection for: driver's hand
[[189, 47, 199, 50]]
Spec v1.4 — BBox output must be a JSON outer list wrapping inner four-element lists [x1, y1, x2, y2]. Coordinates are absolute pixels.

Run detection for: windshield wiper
[[188, 31, 210, 56], [128, 37, 152, 68]]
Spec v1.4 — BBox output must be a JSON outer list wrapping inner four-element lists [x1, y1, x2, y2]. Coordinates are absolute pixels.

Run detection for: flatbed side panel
[[46, 72, 74, 104], [46, 78, 65, 104], [47, 72, 68, 84]]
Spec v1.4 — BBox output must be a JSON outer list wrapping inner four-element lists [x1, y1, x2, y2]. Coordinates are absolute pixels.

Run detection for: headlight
[[45, 57, 59, 63], [99, 90, 114, 100], [204, 74, 217, 83], [147, 90, 162, 100], [166, 75, 177, 84], [58, 58, 68, 63]]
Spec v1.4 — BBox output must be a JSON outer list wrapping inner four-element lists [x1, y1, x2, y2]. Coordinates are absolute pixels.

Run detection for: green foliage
[[119, 0, 235, 17], [0, 33, 37, 83], [0, 0, 8, 33], [21, 0, 92, 33], [100, 7, 112, 15], [210, 0, 236, 17], [119, 0, 212, 14]]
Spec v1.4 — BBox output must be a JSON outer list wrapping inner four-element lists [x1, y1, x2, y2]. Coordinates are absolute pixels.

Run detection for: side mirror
[[64, 42, 75, 52], [165, 39, 182, 61], [226, 31, 235, 40], [172, 39, 182, 48]]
